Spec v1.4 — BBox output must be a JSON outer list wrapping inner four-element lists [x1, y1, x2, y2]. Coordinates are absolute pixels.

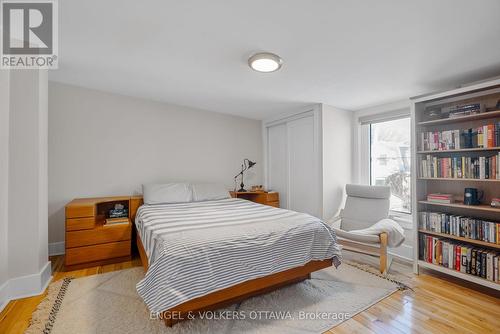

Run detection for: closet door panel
[[267, 123, 288, 208], [287, 116, 319, 216]]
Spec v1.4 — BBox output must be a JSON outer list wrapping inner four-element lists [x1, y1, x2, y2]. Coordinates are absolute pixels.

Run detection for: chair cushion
[[346, 184, 390, 199], [333, 227, 380, 244], [340, 184, 390, 231], [340, 197, 389, 231]]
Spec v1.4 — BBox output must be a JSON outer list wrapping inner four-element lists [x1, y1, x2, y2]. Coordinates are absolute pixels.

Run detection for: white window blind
[[359, 108, 410, 125]]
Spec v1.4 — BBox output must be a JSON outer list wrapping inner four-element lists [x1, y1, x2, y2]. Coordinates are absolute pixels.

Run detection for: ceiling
[[50, 0, 500, 119]]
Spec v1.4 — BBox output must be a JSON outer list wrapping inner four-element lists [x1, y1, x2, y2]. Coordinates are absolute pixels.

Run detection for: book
[[461, 246, 467, 273], [498, 223, 500, 245], [482, 252, 487, 278], [488, 124, 495, 148], [427, 198, 453, 204], [487, 253, 494, 281], [471, 249, 477, 275], [427, 193, 453, 204], [467, 248, 472, 274], [495, 255, 499, 282]]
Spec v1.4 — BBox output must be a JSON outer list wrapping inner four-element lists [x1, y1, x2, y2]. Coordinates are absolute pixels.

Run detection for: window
[[370, 117, 411, 213]]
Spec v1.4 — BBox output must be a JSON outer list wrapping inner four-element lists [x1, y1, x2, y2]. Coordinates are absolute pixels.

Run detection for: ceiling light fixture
[[248, 52, 283, 73]]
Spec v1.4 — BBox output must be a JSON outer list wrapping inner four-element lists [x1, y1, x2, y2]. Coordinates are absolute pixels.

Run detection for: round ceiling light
[[248, 52, 283, 73]]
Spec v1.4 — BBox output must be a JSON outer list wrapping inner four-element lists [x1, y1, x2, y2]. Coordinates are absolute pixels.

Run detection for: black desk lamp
[[234, 159, 256, 192]]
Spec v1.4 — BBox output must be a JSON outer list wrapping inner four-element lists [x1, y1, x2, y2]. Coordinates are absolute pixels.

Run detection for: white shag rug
[[25, 262, 409, 334]]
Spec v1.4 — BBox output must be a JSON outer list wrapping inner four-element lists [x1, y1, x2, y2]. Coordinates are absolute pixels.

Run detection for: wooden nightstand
[[230, 191, 279, 207], [65, 196, 139, 270]]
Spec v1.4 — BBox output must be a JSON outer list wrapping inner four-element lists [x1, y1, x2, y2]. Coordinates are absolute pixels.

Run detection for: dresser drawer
[[267, 192, 279, 202], [268, 201, 280, 208], [65, 241, 131, 266], [66, 217, 95, 231], [66, 224, 131, 248], [66, 205, 95, 219]]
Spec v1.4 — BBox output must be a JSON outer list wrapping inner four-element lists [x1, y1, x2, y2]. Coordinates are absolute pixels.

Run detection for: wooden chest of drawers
[[230, 191, 280, 207], [65, 196, 134, 270]]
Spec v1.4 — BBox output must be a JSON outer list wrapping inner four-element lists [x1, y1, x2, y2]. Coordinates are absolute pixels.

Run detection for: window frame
[[359, 111, 412, 216]]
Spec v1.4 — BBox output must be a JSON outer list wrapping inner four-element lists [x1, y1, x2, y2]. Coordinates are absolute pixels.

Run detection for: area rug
[[25, 261, 409, 334]]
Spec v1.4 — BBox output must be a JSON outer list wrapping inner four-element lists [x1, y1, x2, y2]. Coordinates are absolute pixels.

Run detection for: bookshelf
[[417, 261, 500, 291], [418, 230, 500, 250], [417, 109, 500, 126], [411, 78, 500, 291], [417, 201, 500, 213], [417, 146, 500, 154], [418, 177, 500, 182]]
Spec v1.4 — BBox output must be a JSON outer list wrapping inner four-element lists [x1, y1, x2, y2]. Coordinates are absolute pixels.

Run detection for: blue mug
[[464, 188, 483, 205]]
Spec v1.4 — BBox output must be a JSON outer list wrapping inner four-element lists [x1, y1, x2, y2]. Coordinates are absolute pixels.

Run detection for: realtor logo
[[1, 0, 58, 69]]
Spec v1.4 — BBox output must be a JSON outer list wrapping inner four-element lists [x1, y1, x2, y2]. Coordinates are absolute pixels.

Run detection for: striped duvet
[[135, 198, 342, 313]]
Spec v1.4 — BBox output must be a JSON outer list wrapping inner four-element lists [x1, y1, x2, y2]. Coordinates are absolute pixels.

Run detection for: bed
[[130, 196, 342, 327]]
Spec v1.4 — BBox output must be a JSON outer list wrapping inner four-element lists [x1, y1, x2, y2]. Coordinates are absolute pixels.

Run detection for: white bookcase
[[411, 78, 500, 291]]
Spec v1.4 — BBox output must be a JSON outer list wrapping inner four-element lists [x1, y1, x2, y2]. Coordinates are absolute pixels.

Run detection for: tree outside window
[[370, 118, 411, 213]]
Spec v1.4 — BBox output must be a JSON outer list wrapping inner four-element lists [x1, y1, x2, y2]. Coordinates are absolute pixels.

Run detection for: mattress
[[135, 198, 342, 313]]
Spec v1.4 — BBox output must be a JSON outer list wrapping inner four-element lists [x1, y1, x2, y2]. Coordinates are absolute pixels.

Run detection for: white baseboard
[[0, 261, 52, 313], [0, 280, 9, 313], [389, 244, 413, 262], [49, 241, 65, 256]]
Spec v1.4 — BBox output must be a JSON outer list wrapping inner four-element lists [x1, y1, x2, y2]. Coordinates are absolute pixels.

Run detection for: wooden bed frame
[[130, 197, 334, 327]]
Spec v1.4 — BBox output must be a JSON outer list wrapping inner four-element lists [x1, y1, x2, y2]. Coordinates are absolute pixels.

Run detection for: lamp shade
[[247, 160, 256, 169]]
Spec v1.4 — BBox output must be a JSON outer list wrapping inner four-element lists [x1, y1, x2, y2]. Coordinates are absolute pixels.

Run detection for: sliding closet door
[[287, 116, 319, 216], [267, 123, 288, 209]]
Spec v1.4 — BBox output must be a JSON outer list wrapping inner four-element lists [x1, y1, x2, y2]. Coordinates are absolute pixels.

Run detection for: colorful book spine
[[419, 153, 500, 179], [419, 122, 500, 151]]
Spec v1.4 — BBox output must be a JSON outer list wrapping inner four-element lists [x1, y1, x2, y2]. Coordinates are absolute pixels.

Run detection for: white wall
[[1, 69, 51, 311], [8, 70, 50, 281], [48, 82, 263, 245], [321, 104, 353, 220], [0, 70, 10, 309]]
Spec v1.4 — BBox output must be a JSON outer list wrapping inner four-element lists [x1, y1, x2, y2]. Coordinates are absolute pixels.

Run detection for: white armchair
[[330, 184, 401, 274]]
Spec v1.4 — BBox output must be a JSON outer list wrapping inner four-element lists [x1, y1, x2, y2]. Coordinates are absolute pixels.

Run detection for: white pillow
[[191, 183, 230, 202], [142, 183, 192, 204]]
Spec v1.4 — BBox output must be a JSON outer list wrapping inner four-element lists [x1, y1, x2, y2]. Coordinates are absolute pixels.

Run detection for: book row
[[419, 153, 500, 179], [419, 122, 500, 151], [419, 211, 499, 244], [419, 234, 500, 282]]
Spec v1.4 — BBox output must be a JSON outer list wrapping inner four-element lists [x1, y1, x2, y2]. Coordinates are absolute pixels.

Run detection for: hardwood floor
[[0, 256, 142, 334], [1, 252, 499, 334], [332, 252, 500, 334]]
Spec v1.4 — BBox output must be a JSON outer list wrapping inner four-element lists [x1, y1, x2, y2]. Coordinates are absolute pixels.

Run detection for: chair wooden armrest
[[379, 232, 388, 275]]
